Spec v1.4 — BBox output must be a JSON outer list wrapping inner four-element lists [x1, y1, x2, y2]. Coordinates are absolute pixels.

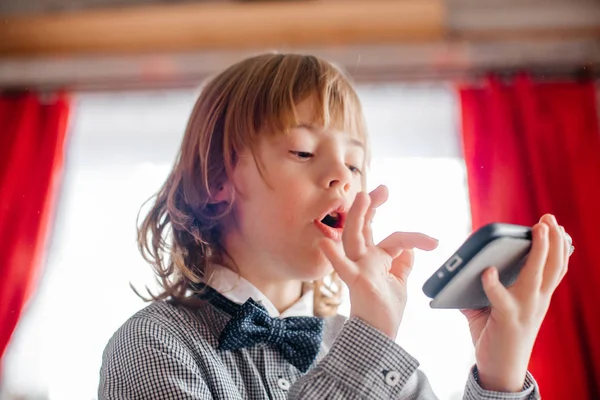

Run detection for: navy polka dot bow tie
[[217, 298, 324, 373]]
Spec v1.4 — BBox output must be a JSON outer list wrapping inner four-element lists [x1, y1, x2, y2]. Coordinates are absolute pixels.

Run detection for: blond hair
[[136, 53, 369, 317]]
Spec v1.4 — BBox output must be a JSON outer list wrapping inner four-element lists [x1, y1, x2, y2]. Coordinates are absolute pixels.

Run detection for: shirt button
[[277, 377, 291, 391], [385, 370, 401, 387]]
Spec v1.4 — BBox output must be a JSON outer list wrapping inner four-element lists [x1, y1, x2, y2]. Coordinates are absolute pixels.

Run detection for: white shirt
[[204, 264, 314, 318]]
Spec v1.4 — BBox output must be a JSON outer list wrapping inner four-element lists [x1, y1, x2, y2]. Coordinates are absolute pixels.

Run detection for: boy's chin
[[293, 251, 335, 281]]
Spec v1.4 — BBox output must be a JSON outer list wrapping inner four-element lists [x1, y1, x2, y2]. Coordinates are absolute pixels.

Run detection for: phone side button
[[445, 255, 463, 272]]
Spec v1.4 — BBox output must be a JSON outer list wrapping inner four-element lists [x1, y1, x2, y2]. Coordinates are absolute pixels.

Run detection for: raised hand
[[461, 214, 572, 392], [318, 185, 439, 339]]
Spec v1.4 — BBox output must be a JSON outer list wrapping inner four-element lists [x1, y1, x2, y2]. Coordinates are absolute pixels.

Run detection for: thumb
[[481, 267, 512, 314], [318, 238, 358, 284], [389, 249, 414, 284]]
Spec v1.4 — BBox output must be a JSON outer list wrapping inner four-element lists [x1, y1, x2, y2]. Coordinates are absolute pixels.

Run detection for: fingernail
[[369, 184, 383, 193]]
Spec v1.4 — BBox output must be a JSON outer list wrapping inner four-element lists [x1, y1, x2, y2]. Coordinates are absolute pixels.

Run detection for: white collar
[[204, 264, 314, 318]]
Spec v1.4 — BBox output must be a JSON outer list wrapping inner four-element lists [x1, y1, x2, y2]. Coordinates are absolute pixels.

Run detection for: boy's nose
[[328, 178, 351, 194], [325, 163, 352, 192]]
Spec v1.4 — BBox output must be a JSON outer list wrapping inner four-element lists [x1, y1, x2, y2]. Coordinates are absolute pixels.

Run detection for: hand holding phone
[[422, 222, 574, 309], [442, 216, 573, 391]]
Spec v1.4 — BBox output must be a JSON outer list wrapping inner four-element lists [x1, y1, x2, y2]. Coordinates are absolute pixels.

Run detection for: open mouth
[[320, 211, 344, 229], [314, 205, 347, 241]]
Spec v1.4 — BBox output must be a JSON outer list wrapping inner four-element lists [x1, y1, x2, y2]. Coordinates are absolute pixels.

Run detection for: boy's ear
[[209, 181, 234, 204]]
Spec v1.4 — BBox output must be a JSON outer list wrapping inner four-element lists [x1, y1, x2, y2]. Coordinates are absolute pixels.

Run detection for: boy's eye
[[348, 165, 363, 175], [290, 151, 314, 159], [290, 151, 362, 175]]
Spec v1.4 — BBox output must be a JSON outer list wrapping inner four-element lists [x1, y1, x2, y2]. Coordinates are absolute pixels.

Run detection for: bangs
[[262, 55, 367, 144], [223, 54, 368, 155]]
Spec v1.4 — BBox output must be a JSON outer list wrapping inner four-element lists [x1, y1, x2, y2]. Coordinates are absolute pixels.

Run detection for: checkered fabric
[[99, 287, 540, 399]]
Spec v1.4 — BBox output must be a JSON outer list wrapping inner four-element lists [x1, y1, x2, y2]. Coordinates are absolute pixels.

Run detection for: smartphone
[[422, 223, 573, 309]]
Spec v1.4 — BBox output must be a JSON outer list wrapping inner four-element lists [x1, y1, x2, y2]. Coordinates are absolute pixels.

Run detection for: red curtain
[[0, 92, 71, 363], [459, 75, 600, 399]]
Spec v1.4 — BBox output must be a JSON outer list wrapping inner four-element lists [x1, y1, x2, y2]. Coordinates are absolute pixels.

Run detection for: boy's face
[[222, 97, 366, 283]]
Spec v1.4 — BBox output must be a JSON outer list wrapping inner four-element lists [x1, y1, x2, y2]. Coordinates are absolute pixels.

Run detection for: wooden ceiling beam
[[0, 0, 445, 57]]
